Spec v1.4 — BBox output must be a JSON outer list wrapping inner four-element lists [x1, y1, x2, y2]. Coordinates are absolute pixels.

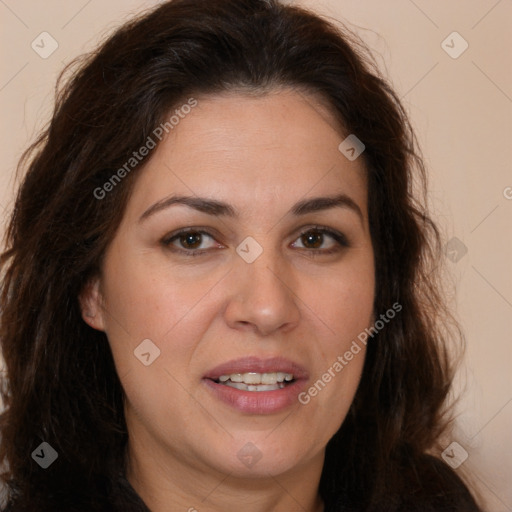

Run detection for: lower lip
[[203, 378, 306, 414]]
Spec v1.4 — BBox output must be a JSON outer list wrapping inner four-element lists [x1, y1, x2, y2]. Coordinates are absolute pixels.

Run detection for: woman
[[0, 0, 483, 510]]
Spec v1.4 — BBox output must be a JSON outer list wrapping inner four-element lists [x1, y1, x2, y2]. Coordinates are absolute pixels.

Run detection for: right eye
[[161, 228, 223, 256]]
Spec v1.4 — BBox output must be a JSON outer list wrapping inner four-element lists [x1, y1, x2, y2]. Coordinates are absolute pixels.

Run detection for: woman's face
[[81, 89, 374, 484]]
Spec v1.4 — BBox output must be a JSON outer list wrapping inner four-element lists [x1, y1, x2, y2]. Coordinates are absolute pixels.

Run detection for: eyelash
[[161, 225, 350, 258]]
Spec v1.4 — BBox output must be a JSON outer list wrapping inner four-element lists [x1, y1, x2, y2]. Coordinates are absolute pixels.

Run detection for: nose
[[223, 246, 301, 337]]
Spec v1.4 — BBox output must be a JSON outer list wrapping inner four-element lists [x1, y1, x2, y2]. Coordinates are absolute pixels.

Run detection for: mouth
[[203, 357, 308, 414], [214, 371, 295, 392]]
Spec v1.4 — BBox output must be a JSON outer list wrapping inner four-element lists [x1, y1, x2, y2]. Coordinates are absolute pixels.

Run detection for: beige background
[[1, 1, 511, 510]]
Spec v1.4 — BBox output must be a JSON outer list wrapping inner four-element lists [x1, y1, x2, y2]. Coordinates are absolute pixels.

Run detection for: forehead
[[124, 89, 368, 221]]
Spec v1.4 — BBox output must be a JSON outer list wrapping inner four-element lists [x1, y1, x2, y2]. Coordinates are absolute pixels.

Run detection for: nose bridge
[[236, 240, 290, 303], [243, 246, 285, 293], [224, 239, 300, 335]]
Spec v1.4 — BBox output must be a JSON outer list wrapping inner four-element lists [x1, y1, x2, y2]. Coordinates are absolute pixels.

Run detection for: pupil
[[182, 233, 201, 249], [302, 231, 322, 248]]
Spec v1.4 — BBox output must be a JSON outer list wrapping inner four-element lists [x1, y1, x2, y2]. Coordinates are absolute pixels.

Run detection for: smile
[[203, 357, 308, 413], [216, 372, 295, 391]]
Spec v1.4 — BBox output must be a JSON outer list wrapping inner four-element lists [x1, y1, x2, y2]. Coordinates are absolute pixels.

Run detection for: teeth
[[262, 373, 277, 385], [216, 372, 294, 387], [224, 381, 287, 392], [243, 372, 261, 384]]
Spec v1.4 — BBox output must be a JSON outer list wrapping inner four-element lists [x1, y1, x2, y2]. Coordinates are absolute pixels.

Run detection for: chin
[[207, 435, 313, 479]]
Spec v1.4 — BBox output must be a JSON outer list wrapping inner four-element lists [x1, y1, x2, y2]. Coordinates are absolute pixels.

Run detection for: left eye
[[291, 229, 344, 251]]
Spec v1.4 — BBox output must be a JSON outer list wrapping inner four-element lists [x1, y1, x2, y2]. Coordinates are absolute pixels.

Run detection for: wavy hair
[[0, 0, 481, 510]]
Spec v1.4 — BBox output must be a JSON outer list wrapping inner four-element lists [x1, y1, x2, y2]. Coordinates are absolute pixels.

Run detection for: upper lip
[[204, 356, 309, 381]]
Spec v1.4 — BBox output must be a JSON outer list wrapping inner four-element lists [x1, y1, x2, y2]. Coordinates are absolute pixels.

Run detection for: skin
[[80, 88, 375, 512]]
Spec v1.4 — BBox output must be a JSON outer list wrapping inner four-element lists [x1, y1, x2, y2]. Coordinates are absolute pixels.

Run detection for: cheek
[[298, 279, 372, 447], [300, 255, 374, 416], [101, 246, 221, 340], [310, 257, 375, 350], [99, 255, 217, 439], [310, 276, 372, 391], [326, 281, 374, 344], [98, 255, 211, 388]]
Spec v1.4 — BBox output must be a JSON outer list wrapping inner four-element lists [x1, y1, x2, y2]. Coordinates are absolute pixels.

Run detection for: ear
[[78, 276, 106, 331]]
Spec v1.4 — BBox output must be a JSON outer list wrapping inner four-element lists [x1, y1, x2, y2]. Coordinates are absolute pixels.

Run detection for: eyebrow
[[138, 193, 364, 223]]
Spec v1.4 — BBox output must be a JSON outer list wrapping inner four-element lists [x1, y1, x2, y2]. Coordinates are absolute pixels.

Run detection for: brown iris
[[179, 232, 203, 249], [301, 230, 323, 249]]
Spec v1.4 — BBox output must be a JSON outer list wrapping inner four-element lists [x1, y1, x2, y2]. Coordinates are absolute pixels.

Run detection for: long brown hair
[[0, 0, 481, 510]]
